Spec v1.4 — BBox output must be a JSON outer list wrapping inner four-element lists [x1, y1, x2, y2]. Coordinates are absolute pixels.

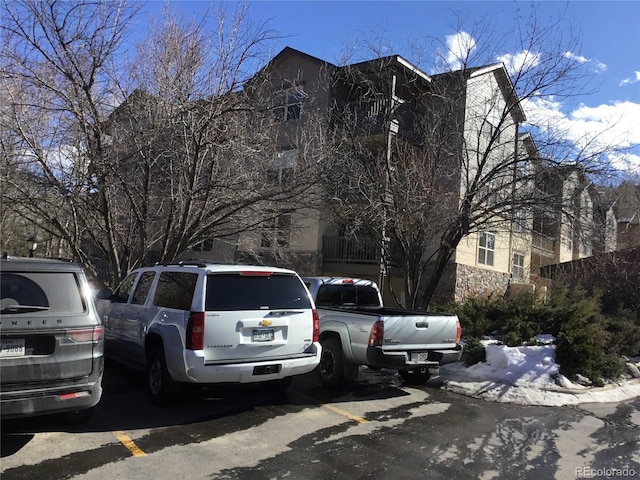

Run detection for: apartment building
[[185, 46, 605, 305], [232, 47, 537, 304]]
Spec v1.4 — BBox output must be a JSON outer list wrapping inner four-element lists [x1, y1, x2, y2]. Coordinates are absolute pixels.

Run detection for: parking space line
[[113, 431, 147, 457], [295, 392, 370, 423]]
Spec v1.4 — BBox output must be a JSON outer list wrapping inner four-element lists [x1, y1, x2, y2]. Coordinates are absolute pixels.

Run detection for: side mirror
[[96, 288, 113, 300]]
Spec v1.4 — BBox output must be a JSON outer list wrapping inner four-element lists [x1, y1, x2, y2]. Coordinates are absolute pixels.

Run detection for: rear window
[[315, 284, 380, 307], [153, 272, 197, 311], [0, 271, 85, 315], [206, 273, 312, 311]]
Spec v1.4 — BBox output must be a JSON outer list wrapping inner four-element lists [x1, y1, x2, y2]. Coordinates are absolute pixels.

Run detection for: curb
[[541, 377, 640, 395]]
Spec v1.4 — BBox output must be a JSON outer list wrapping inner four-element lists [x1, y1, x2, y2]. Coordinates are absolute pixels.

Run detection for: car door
[[120, 271, 156, 365], [103, 272, 138, 358]]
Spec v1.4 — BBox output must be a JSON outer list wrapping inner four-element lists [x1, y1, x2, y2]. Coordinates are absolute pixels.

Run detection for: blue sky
[[134, 1, 640, 173]]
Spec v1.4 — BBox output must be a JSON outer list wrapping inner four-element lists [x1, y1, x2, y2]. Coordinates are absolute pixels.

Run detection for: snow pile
[[438, 344, 640, 407]]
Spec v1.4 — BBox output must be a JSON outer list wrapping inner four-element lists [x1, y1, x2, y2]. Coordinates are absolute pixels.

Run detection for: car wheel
[[317, 337, 346, 388], [147, 346, 182, 405], [399, 368, 431, 385]]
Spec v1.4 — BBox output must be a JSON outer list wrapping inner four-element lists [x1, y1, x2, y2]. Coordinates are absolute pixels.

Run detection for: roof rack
[[153, 260, 275, 269], [1, 255, 76, 263], [154, 260, 209, 268]]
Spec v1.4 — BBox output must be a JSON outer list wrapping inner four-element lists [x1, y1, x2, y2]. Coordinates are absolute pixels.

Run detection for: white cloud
[[563, 51, 607, 73], [564, 51, 588, 64], [522, 96, 640, 173], [593, 61, 607, 74], [620, 71, 640, 86], [497, 50, 541, 75], [444, 31, 476, 69]]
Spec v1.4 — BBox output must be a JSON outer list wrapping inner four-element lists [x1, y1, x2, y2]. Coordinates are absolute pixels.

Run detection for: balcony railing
[[322, 236, 380, 264], [339, 98, 424, 145]]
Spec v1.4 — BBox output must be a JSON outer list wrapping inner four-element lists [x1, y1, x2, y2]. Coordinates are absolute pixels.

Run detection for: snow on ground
[[437, 342, 640, 407]]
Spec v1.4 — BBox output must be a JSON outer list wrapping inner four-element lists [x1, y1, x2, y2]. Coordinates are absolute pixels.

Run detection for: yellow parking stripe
[[295, 392, 369, 423], [321, 402, 370, 423], [114, 431, 147, 457]]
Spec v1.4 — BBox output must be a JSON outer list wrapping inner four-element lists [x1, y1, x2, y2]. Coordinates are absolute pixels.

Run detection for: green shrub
[[604, 309, 640, 356], [462, 337, 486, 366], [444, 295, 497, 339], [447, 287, 628, 383]]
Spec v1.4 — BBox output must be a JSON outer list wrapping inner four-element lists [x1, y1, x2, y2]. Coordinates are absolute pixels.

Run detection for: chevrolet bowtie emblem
[[259, 320, 273, 327]]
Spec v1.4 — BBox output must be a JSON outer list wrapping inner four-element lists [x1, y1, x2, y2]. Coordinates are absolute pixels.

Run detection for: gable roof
[[340, 54, 432, 85], [469, 63, 525, 123], [269, 46, 335, 69], [431, 63, 526, 124]]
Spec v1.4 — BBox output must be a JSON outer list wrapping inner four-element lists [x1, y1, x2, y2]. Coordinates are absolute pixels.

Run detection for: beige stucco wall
[[456, 229, 512, 275]]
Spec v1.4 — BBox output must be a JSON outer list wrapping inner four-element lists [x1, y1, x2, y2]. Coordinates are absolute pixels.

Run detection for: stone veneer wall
[[430, 262, 458, 305], [454, 263, 511, 301]]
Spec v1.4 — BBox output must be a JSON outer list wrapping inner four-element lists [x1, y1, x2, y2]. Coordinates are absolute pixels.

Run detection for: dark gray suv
[[0, 257, 104, 422]]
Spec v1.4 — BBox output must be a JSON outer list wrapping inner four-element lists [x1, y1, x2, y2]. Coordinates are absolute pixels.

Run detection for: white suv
[[97, 263, 320, 404]]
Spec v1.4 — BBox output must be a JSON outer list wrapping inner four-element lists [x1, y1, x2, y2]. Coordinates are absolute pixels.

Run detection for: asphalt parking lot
[[2, 361, 639, 480]]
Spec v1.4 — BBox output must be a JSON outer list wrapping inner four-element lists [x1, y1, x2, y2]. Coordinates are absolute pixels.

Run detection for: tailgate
[[1, 321, 99, 385], [1, 269, 100, 385], [203, 309, 314, 362], [202, 272, 315, 363], [381, 313, 459, 350]]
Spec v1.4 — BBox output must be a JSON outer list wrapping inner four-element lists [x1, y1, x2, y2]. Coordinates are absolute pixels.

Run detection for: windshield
[[0, 271, 85, 315]]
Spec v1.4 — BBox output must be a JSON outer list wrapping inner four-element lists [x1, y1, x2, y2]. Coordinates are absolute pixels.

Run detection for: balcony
[[335, 97, 425, 145], [532, 233, 556, 258], [322, 236, 380, 264], [347, 97, 389, 137]]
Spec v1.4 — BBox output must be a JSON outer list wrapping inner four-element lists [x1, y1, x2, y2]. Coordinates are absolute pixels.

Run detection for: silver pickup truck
[[303, 277, 462, 387]]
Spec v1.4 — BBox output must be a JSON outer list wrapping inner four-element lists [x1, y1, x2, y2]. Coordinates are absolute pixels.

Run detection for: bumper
[[366, 344, 463, 370], [0, 376, 103, 420], [167, 342, 322, 384]]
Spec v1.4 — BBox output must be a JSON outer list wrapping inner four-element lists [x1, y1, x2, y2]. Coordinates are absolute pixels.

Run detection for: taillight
[[368, 320, 384, 347], [186, 312, 205, 350], [67, 326, 104, 343], [456, 318, 462, 344], [312, 309, 320, 343], [93, 326, 104, 341]]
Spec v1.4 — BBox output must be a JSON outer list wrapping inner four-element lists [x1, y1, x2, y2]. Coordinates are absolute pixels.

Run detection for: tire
[[147, 346, 182, 405], [399, 368, 431, 385], [317, 337, 346, 388]]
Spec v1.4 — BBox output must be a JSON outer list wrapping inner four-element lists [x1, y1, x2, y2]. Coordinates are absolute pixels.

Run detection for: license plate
[[0, 338, 26, 357], [410, 351, 429, 362], [252, 329, 274, 342]]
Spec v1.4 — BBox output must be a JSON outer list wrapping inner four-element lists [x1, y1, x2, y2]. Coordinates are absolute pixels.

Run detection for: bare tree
[[1, 0, 141, 277], [322, 9, 623, 308], [1, 1, 319, 284]]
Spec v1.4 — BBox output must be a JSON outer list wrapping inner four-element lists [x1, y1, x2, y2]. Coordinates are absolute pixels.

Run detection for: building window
[[262, 213, 291, 248], [273, 84, 306, 122], [511, 252, 525, 280], [193, 239, 214, 252], [478, 232, 495, 266], [566, 222, 574, 252], [513, 208, 528, 233], [268, 149, 297, 186], [481, 120, 501, 144]]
